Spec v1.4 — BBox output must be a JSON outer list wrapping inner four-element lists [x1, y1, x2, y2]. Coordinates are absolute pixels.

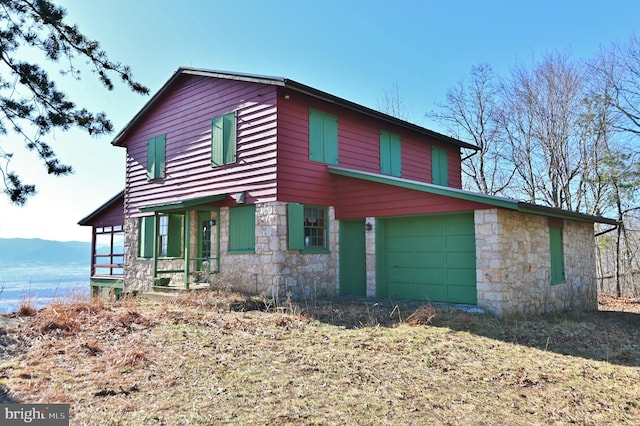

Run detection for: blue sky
[[1, 0, 639, 241]]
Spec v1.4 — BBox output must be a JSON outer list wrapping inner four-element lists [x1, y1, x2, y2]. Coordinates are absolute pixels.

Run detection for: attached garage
[[378, 212, 477, 304]]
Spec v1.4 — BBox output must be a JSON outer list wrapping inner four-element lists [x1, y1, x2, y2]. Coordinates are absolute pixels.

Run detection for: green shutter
[[309, 109, 338, 164], [288, 203, 304, 250], [223, 111, 237, 164], [147, 138, 155, 180], [309, 109, 324, 162], [229, 205, 256, 253], [167, 214, 183, 257], [212, 112, 237, 167], [147, 135, 166, 180], [324, 114, 338, 165], [550, 226, 565, 284], [212, 115, 224, 166], [432, 146, 448, 186], [380, 130, 401, 177], [139, 216, 155, 258]]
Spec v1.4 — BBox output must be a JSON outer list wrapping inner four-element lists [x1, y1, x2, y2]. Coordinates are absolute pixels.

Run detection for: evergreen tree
[[0, 0, 148, 204]]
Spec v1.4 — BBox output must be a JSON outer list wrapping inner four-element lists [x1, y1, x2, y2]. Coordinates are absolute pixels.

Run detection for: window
[[380, 130, 401, 177], [212, 111, 237, 166], [309, 109, 338, 165], [229, 205, 256, 253], [147, 134, 166, 180], [138, 214, 183, 258], [549, 226, 565, 284], [432, 146, 448, 186], [93, 226, 124, 276], [287, 203, 328, 251]]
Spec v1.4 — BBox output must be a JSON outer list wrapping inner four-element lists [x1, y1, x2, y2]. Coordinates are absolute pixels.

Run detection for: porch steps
[[138, 283, 211, 302]]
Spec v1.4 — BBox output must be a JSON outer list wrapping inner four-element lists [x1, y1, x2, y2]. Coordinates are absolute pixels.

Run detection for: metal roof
[[111, 67, 478, 150]]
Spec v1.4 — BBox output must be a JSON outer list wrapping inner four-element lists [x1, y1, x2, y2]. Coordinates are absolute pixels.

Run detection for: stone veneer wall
[[123, 202, 339, 298], [123, 217, 151, 292], [218, 202, 339, 301], [475, 209, 597, 317]]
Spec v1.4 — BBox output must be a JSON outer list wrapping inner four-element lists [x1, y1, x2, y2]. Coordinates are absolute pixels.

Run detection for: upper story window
[[309, 108, 338, 165], [432, 145, 448, 186], [380, 130, 401, 177], [147, 134, 166, 180], [211, 111, 237, 167]]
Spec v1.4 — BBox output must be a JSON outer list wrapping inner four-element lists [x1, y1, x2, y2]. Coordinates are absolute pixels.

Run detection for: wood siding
[[276, 90, 463, 206], [94, 201, 124, 227], [122, 75, 278, 216], [331, 175, 492, 219]]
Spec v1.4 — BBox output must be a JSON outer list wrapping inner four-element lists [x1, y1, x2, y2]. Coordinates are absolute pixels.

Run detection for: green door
[[197, 211, 219, 272], [339, 219, 367, 297], [382, 212, 476, 304]]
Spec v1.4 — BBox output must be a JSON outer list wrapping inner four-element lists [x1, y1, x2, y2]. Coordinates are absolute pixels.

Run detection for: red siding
[[276, 90, 463, 207], [331, 175, 492, 219], [88, 200, 124, 228], [122, 75, 278, 216]]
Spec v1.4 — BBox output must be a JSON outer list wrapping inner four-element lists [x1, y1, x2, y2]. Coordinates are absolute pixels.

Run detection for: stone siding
[[123, 202, 339, 299], [475, 209, 597, 317], [219, 202, 338, 301]]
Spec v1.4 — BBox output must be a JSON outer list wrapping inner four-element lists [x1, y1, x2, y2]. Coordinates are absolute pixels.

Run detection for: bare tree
[[427, 64, 513, 195], [501, 52, 591, 210], [377, 80, 409, 121]]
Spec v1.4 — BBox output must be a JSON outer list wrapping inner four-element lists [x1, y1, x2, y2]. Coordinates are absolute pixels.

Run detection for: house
[[79, 67, 617, 317]]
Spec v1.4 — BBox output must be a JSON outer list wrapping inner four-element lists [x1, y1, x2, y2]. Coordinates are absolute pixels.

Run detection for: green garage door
[[381, 212, 477, 304]]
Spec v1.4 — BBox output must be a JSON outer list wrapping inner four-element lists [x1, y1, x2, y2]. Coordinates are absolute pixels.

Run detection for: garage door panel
[[386, 236, 415, 251], [416, 235, 446, 248], [415, 267, 446, 283], [416, 252, 446, 267], [446, 268, 476, 285], [383, 212, 476, 304], [446, 234, 475, 249], [416, 284, 447, 301], [414, 220, 444, 235], [446, 251, 475, 266], [447, 285, 477, 304], [388, 282, 416, 299], [388, 253, 417, 267]]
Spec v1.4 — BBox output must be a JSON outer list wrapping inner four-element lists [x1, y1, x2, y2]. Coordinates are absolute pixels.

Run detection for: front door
[[339, 219, 367, 297], [197, 211, 219, 272]]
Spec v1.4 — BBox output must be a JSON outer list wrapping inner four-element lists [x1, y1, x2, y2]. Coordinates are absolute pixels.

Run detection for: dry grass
[[0, 292, 639, 425]]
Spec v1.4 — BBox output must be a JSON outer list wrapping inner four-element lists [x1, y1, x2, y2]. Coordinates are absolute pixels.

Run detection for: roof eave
[[78, 190, 125, 226], [328, 166, 618, 225]]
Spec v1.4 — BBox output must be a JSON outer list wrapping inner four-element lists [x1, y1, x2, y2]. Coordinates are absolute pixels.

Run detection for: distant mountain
[[0, 238, 90, 265]]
